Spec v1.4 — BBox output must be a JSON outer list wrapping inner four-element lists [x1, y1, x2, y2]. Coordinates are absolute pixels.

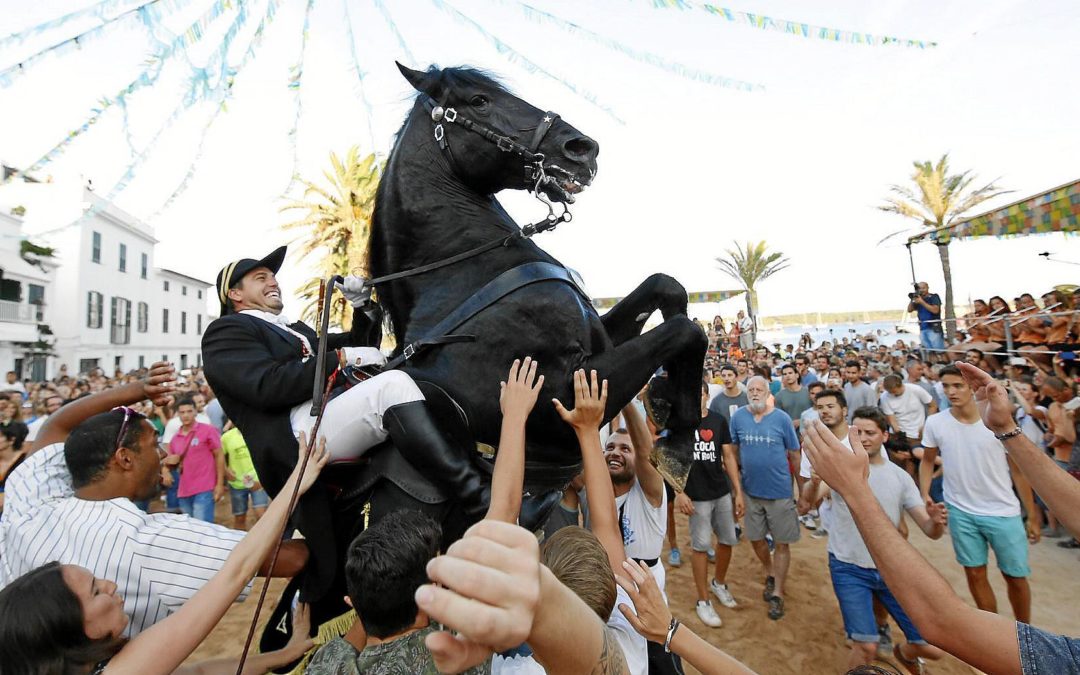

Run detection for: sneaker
[[711, 580, 738, 608], [877, 623, 894, 658], [798, 514, 818, 530], [763, 575, 775, 600], [668, 548, 682, 567], [707, 548, 716, 562], [810, 527, 829, 539], [767, 595, 785, 620], [695, 600, 722, 628]]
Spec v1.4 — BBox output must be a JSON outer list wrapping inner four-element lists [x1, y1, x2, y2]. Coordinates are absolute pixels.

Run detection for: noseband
[[421, 95, 575, 203]]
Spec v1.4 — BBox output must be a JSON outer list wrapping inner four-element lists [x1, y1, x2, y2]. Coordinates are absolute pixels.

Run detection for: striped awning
[[908, 179, 1080, 245]]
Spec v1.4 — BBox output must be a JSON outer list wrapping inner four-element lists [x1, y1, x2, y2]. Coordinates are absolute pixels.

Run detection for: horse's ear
[[396, 62, 444, 100]]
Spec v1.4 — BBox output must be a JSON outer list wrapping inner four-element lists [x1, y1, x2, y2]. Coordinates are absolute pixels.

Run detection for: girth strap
[[384, 261, 589, 370]]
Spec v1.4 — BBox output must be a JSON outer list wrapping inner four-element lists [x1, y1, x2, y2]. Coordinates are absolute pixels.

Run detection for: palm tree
[[716, 240, 790, 343], [879, 154, 1009, 342], [280, 147, 381, 329]]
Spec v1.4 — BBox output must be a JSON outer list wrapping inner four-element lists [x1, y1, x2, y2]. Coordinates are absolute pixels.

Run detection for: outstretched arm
[[487, 357, 544, 523], [108, 437, 330, 675], [33, 362, 175, 453], [554, 370, 624, 572], [621, 402, 664, 507], [956, 361, 1080, 539], [802, 421, 1021, 675]]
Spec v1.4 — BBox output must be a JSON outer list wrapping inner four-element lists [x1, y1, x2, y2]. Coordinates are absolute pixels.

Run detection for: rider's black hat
[[216, 245, 287, 316]]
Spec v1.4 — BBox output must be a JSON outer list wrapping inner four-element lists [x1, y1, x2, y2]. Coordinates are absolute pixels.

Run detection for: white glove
[[340, 347, 387, 367], [342, 276, 373, 307]]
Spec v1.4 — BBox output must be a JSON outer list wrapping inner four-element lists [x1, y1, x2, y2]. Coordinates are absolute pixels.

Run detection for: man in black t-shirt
[[673, 382, 745, 628]]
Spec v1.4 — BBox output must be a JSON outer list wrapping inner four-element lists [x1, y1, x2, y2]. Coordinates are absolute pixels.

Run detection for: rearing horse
[[371, 64, 708, 489]]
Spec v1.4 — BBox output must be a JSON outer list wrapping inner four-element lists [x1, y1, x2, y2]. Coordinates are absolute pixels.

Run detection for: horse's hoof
[[519, 489, 563, 532], [653, 430, 694, 490]]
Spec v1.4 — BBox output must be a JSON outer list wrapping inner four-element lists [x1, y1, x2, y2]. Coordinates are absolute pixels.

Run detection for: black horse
[[371, 63, 707, 491]]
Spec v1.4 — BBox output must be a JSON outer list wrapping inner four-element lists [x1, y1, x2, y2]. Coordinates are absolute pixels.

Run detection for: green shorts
[[946, 504, 1030, 578]]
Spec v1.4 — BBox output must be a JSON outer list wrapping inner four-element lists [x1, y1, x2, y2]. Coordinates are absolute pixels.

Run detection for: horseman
[[201, 245, 490, 599]]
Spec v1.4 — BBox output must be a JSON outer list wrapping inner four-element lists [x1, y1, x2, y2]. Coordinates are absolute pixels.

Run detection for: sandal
[[894, 644, 927, 675], [767, 595, 785, 620], [763, 575, 775, 601]]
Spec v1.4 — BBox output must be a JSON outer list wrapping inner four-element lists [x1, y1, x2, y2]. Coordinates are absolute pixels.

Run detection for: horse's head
[[398, 63, 599, 203]]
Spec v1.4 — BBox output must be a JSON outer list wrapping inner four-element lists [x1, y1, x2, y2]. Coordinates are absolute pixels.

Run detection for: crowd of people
[[0, 274, 1078, 674]]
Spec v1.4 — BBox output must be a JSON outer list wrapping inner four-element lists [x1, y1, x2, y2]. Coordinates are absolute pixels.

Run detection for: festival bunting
[[497, 0, 762, 92], [0, 0, 126, 50], [430, 0, 625, 124], [151, 0, 283, 220], [342, 0, 376, 149], [592, 289, 744, 309], [0, 0, 189, 88], [373, 0, 417, 66], [283, 0, 317, 195], [649, 0, 937, 48], [909, 180, 1080, 245], [2, 0, 234, 186]]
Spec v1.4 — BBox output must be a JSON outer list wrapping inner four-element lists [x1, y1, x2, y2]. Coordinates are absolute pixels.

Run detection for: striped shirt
[[0, 444, 249, 636]]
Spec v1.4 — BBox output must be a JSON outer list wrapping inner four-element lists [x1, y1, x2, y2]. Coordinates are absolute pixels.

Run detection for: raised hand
[[552, 369, 608, 433], [955, 361, 1016, 434], [291, 432, 330, 495], [615, 559, 672, 644], [499, 357, 545, 421], [142, 361, 176, 407], [802, 419, 869, 497]]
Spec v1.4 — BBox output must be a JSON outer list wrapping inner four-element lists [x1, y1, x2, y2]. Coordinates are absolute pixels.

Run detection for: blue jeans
[[1017, 621, 1080, 675], [920, 327, 945, 352], [229, 486, 269, 516], [828, 554, 927, 644], [165, 468, 180, 510], [179, 490, 216, 523]]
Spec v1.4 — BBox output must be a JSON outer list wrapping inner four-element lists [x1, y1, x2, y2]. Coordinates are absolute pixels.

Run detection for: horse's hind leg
[[600, 273, 689, 346], [584, 315, 707, 485]]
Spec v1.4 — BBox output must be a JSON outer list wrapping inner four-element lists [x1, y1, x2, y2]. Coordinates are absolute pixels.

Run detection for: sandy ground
[[184, 501, 1080, 674]]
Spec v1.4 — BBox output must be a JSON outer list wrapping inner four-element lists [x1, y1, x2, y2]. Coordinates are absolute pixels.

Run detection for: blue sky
[[1, 0, 1078, 320]]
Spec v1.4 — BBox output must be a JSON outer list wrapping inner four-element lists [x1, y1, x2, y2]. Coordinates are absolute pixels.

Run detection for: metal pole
[[905, 243, 917, 286]]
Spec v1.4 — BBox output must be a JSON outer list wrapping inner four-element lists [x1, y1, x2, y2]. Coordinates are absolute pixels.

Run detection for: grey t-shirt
[[843, 381, 879, 421], [827, 459, 923, 569], [774, 387, 813, 425], [708, 390, 749, 424]]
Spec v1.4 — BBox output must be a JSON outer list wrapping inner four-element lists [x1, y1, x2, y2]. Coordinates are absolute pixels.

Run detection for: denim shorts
[[229, 486, 269, 516], [947, 504, 1030, 577], [689, 494, 737, 550], [828, 554, 926, 645], [179, 490, 216, 523]]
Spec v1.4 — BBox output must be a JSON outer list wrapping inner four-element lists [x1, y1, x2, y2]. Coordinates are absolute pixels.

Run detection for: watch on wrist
[[994, 427, 1023, 441]]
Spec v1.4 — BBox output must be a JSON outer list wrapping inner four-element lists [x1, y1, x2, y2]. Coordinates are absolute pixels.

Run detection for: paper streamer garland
[[341, 0, 376, 149], [3, 0, 234, 185], [0, 0, 125, 50], [430, 0, 625, 124], [0, 0, 183, 88], [372, 0, 417, 66], [499, 0, 762, 92], [150, 0, 283, 220], [649, 0, 938, 48], [283, 0, 317, 195]]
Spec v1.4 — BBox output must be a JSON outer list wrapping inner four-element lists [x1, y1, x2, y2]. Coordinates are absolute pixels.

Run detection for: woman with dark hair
[[0, 427, 24, 513], [0, 397, 29, 450], [0, 434, 329, 674]]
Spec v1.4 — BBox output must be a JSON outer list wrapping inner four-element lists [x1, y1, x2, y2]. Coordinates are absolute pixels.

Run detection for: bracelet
[[994, 427, 1023, 441], [663, 618, 681, 653]]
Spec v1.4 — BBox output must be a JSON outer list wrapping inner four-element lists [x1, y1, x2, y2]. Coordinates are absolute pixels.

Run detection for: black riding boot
[[383, 401, 489, 521]]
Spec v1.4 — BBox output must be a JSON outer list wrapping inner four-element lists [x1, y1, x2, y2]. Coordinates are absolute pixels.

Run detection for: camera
[[907, 292, 918, 300]]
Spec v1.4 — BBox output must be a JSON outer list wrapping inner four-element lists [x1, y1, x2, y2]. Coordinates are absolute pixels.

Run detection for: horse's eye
[[470, 95, 490, 109]]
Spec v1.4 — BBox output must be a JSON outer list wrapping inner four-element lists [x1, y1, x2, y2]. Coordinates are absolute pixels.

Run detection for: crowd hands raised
[[1, 343, 1079, 673]]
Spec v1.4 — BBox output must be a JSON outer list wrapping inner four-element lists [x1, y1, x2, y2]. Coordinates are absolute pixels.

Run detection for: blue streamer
[[341, 0, 376, 148], [429, 0, 625, 124], [499, 0, 762, 92], [0, 0, 127, 50], [284, 0, 317, 195], [372, 0, 416, 66]]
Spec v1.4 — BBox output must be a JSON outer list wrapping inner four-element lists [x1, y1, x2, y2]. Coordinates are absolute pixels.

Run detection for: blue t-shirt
[[915, 293, 942, 331], [1017, 621, 1080, 675], [730, 407, 800, 500]]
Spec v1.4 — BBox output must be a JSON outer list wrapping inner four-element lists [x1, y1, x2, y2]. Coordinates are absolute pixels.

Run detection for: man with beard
[[795, 355, 818, 385], [843, 360, 877, 422], [797, 389, 850, 535], [707, 364, 748, 425], [729, 376, 801, 620], [775, 363, 813, 432]]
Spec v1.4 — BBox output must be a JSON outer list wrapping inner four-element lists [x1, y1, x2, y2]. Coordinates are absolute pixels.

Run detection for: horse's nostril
[[563, 136, 598, 159]]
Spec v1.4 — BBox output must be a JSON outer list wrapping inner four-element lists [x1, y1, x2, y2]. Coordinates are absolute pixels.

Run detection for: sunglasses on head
[[112, 406, 138, 452]]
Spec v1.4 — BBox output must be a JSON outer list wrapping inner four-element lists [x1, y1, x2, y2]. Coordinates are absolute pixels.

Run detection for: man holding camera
[[908, 282, 944, 352]]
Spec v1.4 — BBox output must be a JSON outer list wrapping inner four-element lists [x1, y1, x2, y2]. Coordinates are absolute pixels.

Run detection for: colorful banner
[[342, 0, 376, 149], [592, 289, 744, 309], [910, 180, 1080, 245], [373, 0, 417, 66], [0, 0, 186, 88], [2, 0, 233, 185], [650, 0, 937, 49], [429, 0, 625, 124], [283, 0, 317, 195], [151, 0, 283, 220], [500, 0, 762, 92]]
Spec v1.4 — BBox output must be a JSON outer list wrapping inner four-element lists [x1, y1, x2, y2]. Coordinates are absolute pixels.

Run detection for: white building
[[0, 202, 56, 381], [39, 189, 212, 377]]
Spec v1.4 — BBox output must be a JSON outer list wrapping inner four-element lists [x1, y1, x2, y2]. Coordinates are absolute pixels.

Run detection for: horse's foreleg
[[600, 273, 689, 346]]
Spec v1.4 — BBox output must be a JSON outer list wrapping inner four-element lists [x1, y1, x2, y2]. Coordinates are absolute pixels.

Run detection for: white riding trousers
[[289, 370, 424, 462]]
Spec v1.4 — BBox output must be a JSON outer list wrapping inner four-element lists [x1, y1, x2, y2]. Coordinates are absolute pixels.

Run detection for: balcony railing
[[0, 299, 36, 324]]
